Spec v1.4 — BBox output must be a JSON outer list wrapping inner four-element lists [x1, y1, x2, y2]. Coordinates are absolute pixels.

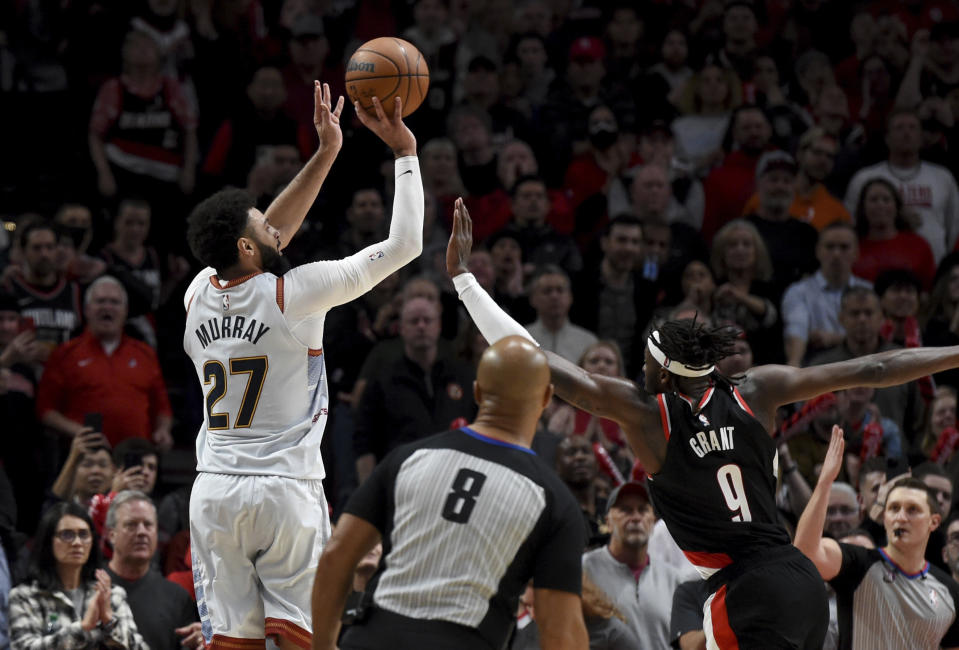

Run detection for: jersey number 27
[[203, 356, 268, 430]]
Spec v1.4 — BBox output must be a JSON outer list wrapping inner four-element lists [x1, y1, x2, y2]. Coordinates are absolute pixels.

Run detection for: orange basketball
[[346, 37, 430, 118]]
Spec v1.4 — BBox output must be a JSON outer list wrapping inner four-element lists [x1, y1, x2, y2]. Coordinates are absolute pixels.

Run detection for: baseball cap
[[606, 481, 650, 513], [291, 13, 324, 38], [755, 150, 797, 179], [569, 36, 606, 63]]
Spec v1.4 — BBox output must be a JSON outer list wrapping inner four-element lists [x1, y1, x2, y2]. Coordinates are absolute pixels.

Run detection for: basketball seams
[[393, 37, 413, 117], [346, 37, 429, 117]]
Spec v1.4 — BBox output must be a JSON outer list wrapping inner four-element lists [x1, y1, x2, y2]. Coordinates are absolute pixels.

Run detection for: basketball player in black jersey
[[311, 335, 588, 650], [446, 199, 959, 649]]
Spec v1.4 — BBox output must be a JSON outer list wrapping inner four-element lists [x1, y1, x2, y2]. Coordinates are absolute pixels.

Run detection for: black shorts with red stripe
[[703, 544, 827, 650]]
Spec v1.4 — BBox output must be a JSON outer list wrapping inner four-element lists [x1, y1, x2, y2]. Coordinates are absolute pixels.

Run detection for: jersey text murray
[[194, 316, 270, 349]]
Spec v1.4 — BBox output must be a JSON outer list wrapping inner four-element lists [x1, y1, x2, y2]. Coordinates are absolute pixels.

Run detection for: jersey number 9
[[717, 463, 753, 522]]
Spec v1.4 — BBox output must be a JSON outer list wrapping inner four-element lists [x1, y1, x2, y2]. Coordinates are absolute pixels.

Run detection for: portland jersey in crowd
[[342, 427, 584, 650], [7, 273, 80, 352], [647, 381, 789, 578]]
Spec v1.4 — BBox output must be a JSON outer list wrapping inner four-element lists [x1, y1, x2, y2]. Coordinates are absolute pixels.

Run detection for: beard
[[256, 238, 291, 276]]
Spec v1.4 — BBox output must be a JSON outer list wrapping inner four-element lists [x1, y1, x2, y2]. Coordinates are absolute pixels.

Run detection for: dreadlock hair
[[655, 317, 742, 386]]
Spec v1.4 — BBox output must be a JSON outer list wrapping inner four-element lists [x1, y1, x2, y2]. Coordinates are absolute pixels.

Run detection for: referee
[[311, 336, 588, 650]]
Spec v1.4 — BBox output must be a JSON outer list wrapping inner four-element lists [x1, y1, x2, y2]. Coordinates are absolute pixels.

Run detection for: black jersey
[[8, 274, 81, 351], [342, 427, 585, 650], [646, 382, 790, 577]]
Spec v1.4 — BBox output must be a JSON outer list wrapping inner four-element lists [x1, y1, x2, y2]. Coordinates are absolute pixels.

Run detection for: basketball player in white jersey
[[183, 83, 422, 649]]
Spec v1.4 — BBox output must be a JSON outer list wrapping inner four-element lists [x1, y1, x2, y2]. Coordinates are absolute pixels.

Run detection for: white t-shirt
[[844, 160, 959, 262]]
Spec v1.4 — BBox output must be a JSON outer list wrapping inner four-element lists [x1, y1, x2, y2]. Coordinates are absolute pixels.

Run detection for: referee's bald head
[[476, 336, 552, 409]]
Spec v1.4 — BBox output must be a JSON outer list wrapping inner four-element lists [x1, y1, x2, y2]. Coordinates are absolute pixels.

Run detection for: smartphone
[[17, 317, 35, 334], [83, 412, 103, 433], [123, 451, 144, 470]]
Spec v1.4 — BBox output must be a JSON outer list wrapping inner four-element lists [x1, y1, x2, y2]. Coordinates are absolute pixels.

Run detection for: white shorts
[[190, 472, 331, 648]]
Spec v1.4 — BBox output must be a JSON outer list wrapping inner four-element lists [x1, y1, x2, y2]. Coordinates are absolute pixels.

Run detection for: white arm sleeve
[[452, 272, 539, 346], [283, 156, 424, 320]]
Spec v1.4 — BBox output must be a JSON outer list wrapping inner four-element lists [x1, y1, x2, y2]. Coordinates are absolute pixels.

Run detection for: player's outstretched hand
[[446, 198, 472, 278], [314, 81, 344, 153], [354, 96, 416, 158], [818, 425, 845, 486]]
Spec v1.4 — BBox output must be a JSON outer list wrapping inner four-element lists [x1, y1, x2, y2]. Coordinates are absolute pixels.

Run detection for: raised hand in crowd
[[112, 464, 148, 493], [0, 329, 44, 367]]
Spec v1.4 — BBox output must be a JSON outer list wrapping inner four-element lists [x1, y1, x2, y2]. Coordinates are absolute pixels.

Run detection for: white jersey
[[184, 270, 330, 478], [183, 155, 424, 479]]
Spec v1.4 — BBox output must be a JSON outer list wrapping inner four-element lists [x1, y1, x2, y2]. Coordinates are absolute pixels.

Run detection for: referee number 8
[[717, 464, 753, 522], [441, 469, 487, 524]]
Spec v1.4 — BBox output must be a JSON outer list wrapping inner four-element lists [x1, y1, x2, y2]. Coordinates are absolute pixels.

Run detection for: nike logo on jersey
[[194, 315, 270, 349], [689, 426, 735, 458], [78, 358, 92, 367], [398, 169, 413, 178]]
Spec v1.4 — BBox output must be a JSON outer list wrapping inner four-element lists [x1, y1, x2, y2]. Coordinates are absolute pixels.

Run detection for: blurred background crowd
[[5, 0, 959, 648]]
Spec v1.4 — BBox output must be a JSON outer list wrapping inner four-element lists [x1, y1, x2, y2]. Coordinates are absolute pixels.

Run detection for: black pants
[[704, 544, 828, 649], [341, 607, 498, 650]]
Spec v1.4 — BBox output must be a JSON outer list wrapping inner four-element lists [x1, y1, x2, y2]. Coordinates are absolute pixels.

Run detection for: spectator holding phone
[[36, 276, 174, 451], [48, 428, 115, 510], [111, 439, 159, 497], [0, 292, 44, 394]]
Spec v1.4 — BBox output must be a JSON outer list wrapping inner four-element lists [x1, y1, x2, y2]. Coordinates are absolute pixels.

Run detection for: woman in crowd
[[709, 219, 782, 363], [919, 386, 958, 462], [9, 502, 146, 649], [547, 340, 635, 478], [852, 178, 936, 290], [671, 63, 742, 174]]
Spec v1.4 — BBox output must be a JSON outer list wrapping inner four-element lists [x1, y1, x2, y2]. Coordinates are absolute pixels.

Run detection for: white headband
[[647, 330, 715, 378]]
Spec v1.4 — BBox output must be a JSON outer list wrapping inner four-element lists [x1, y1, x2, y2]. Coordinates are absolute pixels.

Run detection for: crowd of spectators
[[5, 0, 959, 647]]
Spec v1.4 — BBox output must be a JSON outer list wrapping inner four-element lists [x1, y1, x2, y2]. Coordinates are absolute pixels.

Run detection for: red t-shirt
[[853, 232, 937, 290], [36, 331, 172, 446]]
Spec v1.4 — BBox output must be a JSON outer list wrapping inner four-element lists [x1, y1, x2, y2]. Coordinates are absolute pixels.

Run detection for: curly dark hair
[[187, 188, 255, 272], [656, 317, 741, 382]]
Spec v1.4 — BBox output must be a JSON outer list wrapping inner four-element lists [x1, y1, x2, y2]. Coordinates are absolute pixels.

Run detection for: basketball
[[346, 37, 430, 118]]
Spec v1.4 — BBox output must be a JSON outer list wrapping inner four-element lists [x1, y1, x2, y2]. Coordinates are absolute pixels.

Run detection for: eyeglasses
[[55, 529, 92, 543], [947, 533, 959, 546]]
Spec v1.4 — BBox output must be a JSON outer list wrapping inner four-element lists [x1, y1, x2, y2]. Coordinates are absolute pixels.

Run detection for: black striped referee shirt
[[341, 426, 585, 650]]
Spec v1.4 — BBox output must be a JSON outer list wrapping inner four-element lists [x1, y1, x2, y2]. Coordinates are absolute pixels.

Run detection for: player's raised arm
[[265, 81, 344, 249], [446, 200, 667, 469], [793, 425, 845, 581], [280, 96, 422, 317], [742, 345, 959, 426]]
